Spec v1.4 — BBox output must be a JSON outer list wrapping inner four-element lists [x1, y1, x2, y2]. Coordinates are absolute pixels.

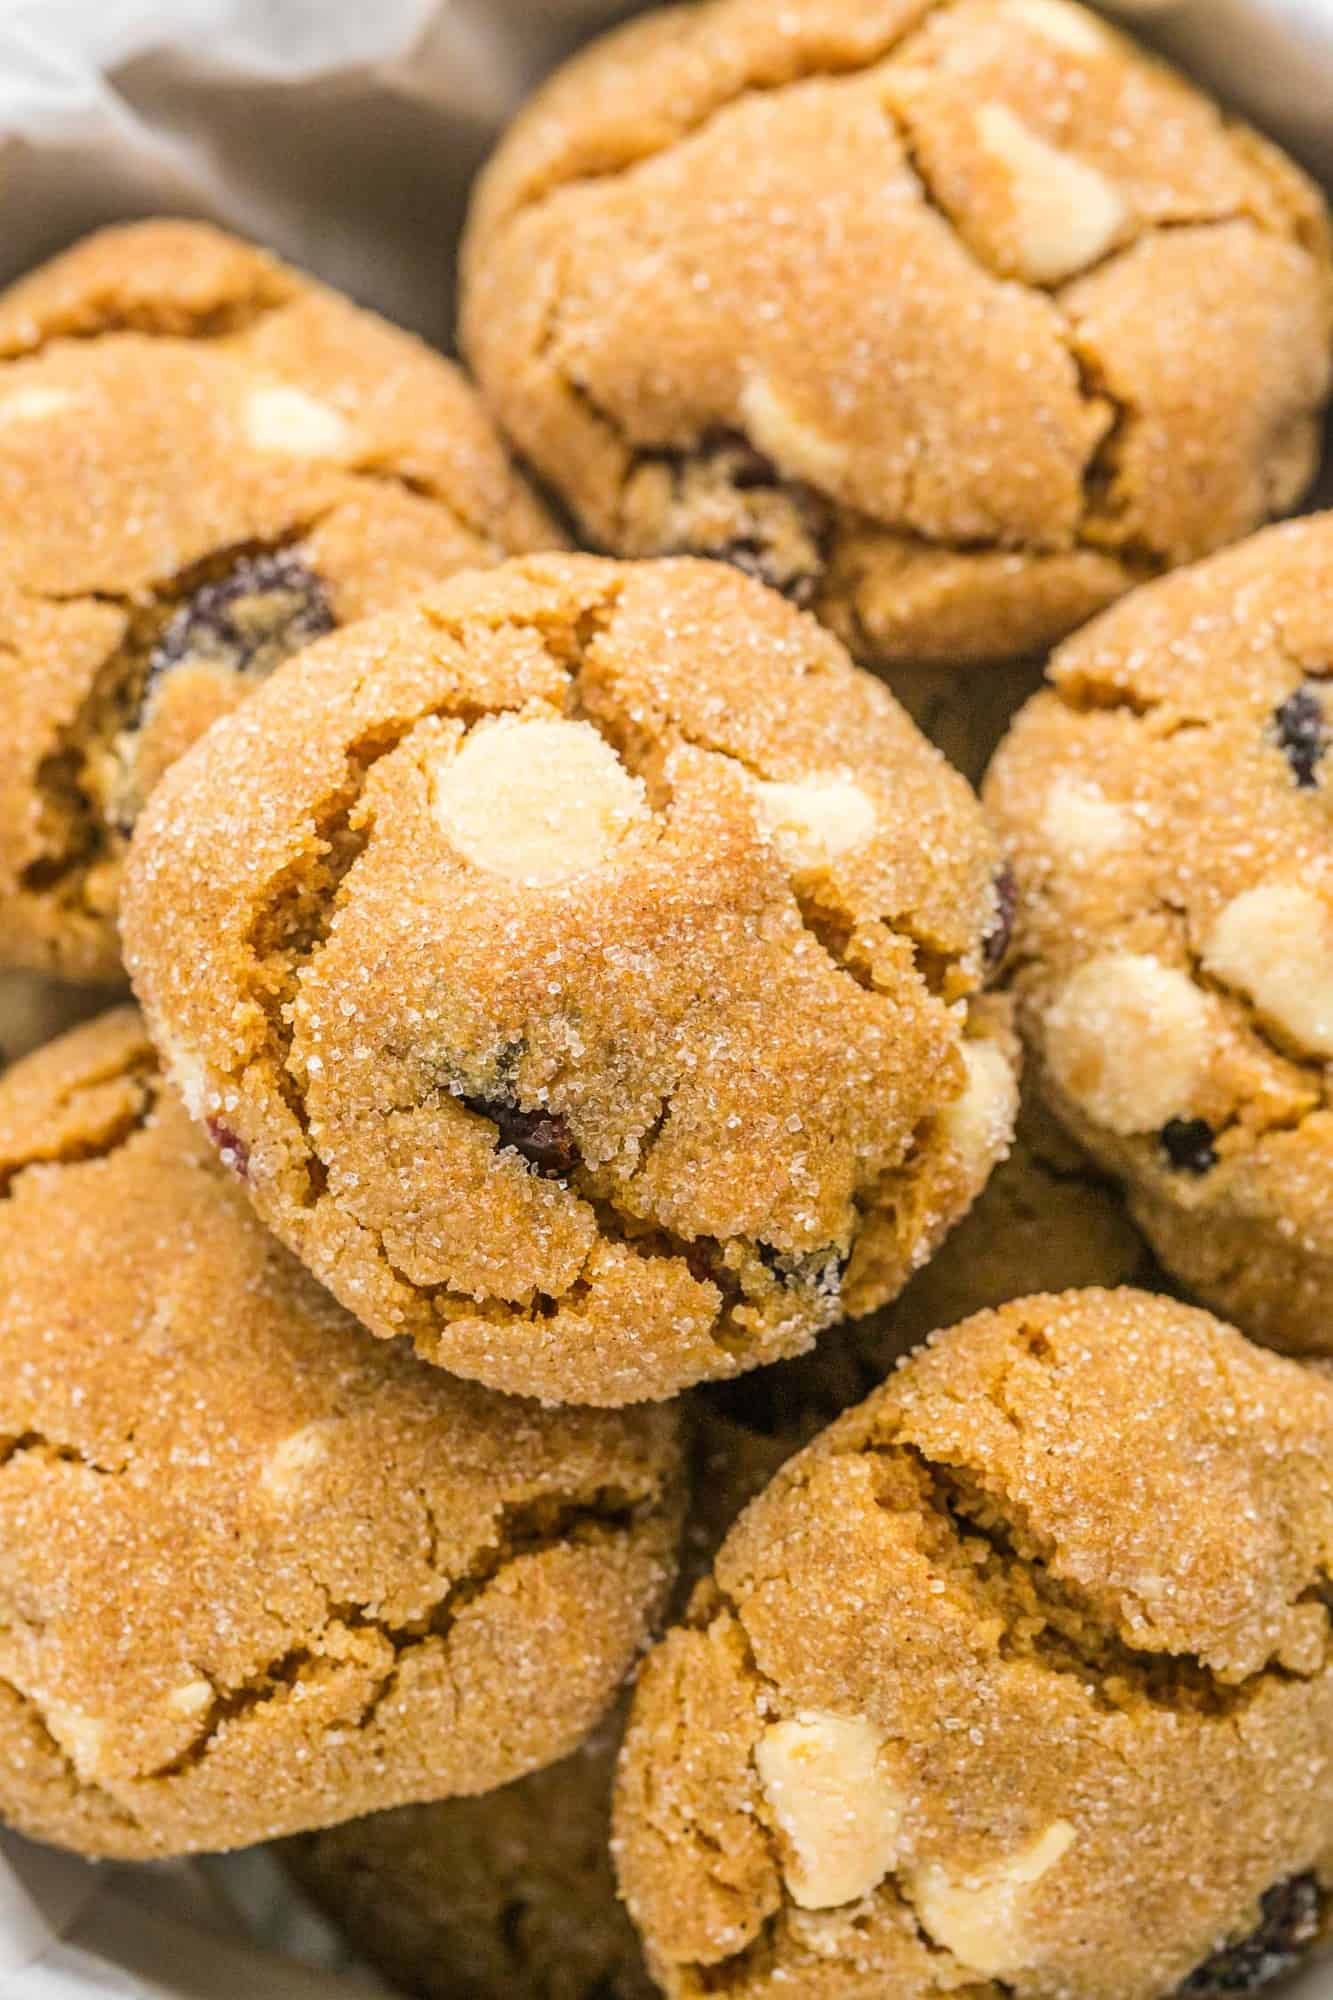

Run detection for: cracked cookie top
[[0, 1008, 682, 1860], [121, 552, 1014, 1406], [686, 1093, 1153, 1598], [985, 515, 1333, 1358], [614, 1289, 1333, 1999], [0, 219, 560, 985], [460, 0, 1332, 674]]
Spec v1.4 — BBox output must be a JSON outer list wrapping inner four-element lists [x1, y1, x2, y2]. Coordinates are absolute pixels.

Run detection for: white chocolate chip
[[431, 716, 650, 886], [975, 104, 1127, 283], [43, 1700, 108, 1781], [1043, 952, 1212, 1134], [750, 775, 878, 872], [260, 1420, 336, 1499], [1203, 882, 1333, 1059], [939, 1040, 1019, 1183], [164, 1043, 210, 1121], [909, 1822, 1076, 1976], [739, 373, 849, 488], [755, 1710, 904, 1910], [243, 384, 350, 457], [0, 384, 73, 425], [165, 1677, 215, 1719], [1003, 0, 1111, 54], [1039, 776, 1135, 859]]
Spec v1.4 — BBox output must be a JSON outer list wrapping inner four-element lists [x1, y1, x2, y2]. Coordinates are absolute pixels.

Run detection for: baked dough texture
[[0, 219, 559, 983], [687, 1093, 1152, 1580], [460, 0, 1332, 673], [986, 515, 1333, 1356], [122, 552, 1016, 1407], [615, 1290, 1333, 1998], [0, 1009, 682, 1858], [0, 971, 116, 1070], [285, 1710, 654, 2000]]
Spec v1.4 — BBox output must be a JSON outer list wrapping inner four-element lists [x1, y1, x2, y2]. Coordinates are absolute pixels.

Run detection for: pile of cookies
[[0, 2, 1331, 1996]]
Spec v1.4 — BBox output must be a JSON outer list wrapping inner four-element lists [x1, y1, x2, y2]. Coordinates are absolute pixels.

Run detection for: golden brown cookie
[[122, 552, 1016, 1406], [685, 1094, 1152, 1574], [986, 515, 1333, 1357], [615, 1290, 1333, 1999], [0, 972, 118, 1070], [0, 219, 559, 983], [284, 1711, 653, 2000], [887, 658, 1047, 787], [0, 1009, 682, 1859], [874, 1096, 1154, 1349], [460, 0, 1332, 676]]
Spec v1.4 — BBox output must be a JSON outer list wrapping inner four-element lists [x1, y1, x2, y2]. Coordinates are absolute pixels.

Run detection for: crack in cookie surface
[[985, 517, 1333, 1353], [125, 554, 1007, 1406], [463, 0, 1331, 669], [614, 1293, 1333, 1995], [140, 1489, 644, 1783], [0, 1010, 684, 1856]]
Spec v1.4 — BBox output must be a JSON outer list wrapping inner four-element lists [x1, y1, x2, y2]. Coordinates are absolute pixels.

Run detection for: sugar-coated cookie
[[615, 1290, 1333, 1998], [986, 516, 1333, 1356], [687, 1095, 1153, 1573], [0, 970, 117, 1069], [123, 553, 1017, 1406], [0, 1010, 682, 1858], [0, 220, 558, 982], [285, 1710, 652, 2000], [461, 0, 1331, 672]]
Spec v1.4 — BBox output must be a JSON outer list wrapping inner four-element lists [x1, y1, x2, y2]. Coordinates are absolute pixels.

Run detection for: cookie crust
[[614, 1290, 1333, 1998], [461, 0, 1331, 672], [0, 1010, 681, 1858], [285, 1712, 654, 2000], [986, 515, 1333, 1356], [0, 220, 559, 982], [123, 553, 1014, 1406]]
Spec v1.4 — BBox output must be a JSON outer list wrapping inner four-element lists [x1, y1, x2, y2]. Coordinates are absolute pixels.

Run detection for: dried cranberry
[[148, 550, 334, 696], [1160, 1117, 1217, 1175], [715, 538, 819, 608], [1272, 686, 1327, 789], [669, 434, 830, 606], [464, 1096, 578, 1180], [205, 1116, 250, 1180], [983, 863, 1018, 973], [1180, 1874, 1322, 1994]]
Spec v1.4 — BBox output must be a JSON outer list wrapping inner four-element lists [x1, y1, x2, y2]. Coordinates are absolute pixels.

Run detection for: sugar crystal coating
[[461, 0, 1332, 671], [123, 552, 1011, 1406], [986, 516, 1333, 1356], [0, 1011, 682, 1858], [614, 1290, 1333, 1996], [0, 219, 560, 983]]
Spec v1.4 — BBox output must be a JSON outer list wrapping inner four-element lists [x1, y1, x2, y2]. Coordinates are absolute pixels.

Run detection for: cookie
[[874, 1096, 1154, 1350], [0, 1009, 682, 1858], [0, 971, 118, 1070], [0, 219, 559, 983], [284, 1710, 653, 2000], [122, 552, 1017, 1407], [615, 1289, 1333, 1998], [460, 0, 1331, 674], [686, 1093, 1152, 1575], [888, 659, 1047, 787], [985, 515, 1333, 1356]]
